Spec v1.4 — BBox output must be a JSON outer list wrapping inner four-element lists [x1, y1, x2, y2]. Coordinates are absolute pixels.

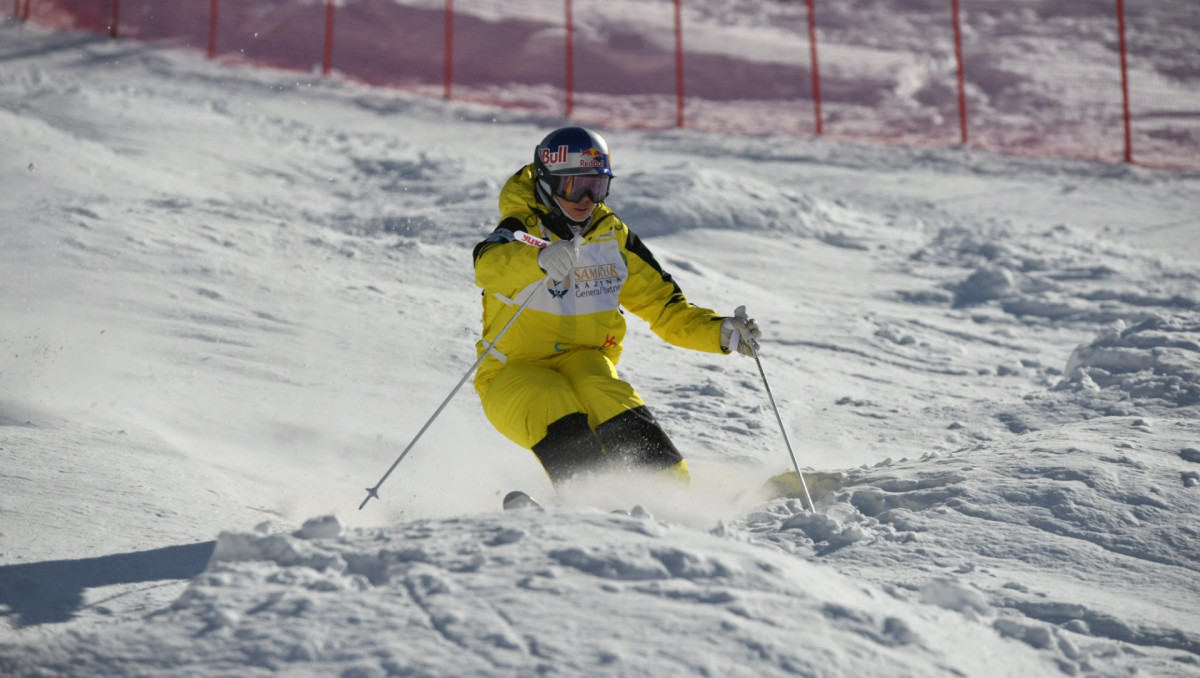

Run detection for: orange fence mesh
[[18, 0, 1200, 170]]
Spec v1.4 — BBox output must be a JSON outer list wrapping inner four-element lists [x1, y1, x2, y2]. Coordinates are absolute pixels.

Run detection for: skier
[[472, 126, 761, 488]]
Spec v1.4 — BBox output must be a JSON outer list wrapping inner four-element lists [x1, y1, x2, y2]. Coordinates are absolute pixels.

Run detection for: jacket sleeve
[[619, 228, 727, 354], [474, 218, 545, 293]]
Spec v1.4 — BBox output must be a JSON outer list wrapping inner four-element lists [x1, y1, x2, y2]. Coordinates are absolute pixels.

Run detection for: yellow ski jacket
[[472, 164, 728, 387]]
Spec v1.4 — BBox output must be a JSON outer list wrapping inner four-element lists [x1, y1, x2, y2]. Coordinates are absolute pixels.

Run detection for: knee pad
[[594, 406, 684, 473], [532, 413, 607, 485]]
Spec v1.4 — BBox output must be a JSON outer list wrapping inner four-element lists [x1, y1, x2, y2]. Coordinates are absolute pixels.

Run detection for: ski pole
[[359, 232, 551, 510], [742, 311, 814, 511]]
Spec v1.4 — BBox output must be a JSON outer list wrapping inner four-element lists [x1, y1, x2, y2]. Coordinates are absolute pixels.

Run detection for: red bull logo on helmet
[[579, 147, 605, 167], [540, 144, 607, 171]]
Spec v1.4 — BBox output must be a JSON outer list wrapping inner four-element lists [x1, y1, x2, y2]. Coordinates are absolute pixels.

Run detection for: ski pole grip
[[514, 230, 550, 249]]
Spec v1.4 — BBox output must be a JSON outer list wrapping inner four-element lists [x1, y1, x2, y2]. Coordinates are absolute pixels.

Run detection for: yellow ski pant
[[475, 349, 689, 484]]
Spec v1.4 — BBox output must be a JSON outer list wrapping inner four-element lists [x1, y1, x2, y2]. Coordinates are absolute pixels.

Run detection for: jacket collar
[[499, 163, 614, 240]]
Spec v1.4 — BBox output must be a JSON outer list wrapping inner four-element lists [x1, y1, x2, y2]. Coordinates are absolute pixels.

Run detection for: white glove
[[720, 305, 761, 357], [538, 234, 582, 281]]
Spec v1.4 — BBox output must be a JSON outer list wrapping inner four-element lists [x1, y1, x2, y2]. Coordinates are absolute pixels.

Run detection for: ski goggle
[[550, 173, 611, 203]]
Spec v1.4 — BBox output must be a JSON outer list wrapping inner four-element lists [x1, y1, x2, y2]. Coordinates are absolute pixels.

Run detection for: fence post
[[674, 0, 685, 128], [322, 0, 334, 76], [208, 0, 219, 59], [110, 0, 119, 38], [564, 0, 574, 118], [21, 0, 29, 21], [444, 0, 453, 99], [951, 0, 968, 144], [805, 0, 823, 135], [1115, 0, 1132, 164]]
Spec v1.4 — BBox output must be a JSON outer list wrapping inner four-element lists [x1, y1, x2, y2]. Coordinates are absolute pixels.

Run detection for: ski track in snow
[[2, 10, 1200, 678]]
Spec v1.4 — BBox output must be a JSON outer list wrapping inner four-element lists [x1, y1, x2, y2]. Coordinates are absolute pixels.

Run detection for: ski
[[503, 490, 542, 510], [761, 469, 849, 510]]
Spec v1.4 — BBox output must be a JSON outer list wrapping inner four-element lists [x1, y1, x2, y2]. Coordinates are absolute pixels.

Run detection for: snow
[[2, 6, 1200, 677]]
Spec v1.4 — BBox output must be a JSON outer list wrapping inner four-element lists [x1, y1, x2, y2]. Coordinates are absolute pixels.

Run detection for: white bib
[[522, 236, 626, 316]]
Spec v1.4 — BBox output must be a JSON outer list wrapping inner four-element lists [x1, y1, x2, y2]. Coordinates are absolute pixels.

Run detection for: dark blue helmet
[[533, 127, 614, 203], [534, 127, 614, 177]]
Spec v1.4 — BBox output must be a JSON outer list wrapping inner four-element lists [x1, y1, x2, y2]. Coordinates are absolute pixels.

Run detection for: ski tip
[[762, 470, 848, 510], [503, 490, 542, 511]]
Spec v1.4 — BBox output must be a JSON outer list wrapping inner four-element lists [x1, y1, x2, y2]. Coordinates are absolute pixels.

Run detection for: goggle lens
[[554, 174, 610, 202]]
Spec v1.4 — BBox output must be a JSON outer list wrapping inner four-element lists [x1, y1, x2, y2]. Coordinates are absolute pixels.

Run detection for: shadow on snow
[[0, 541, 215, 627]]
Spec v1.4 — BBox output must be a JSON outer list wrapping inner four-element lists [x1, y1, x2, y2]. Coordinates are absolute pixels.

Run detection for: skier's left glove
[[720, 305, 761, 357]]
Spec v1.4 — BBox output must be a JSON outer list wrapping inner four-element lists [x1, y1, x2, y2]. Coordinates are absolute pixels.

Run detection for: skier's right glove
[[720, 305, 761, 357], [538, 234, 582, 281]]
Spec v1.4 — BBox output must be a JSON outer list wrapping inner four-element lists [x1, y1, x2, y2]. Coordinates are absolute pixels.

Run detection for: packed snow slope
[[2, 21, 1200, 678]]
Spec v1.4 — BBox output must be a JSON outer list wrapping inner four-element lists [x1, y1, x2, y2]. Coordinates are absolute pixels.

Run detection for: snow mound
[[910, 223, 1198, 324], [737, 417, 1200, 675], [616, 165, 822, 238], [2, 509, 1061, 678], [1057, 313, 1200, 411], [899, 221, 1200, 428]]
